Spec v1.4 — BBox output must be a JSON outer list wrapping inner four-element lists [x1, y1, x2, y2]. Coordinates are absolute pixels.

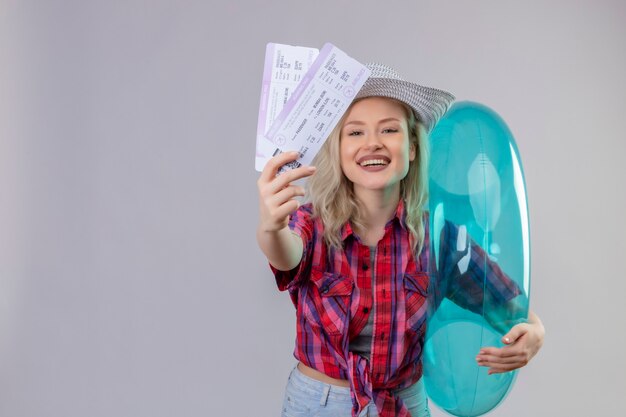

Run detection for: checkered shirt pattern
[[270, 201, 520, 417]]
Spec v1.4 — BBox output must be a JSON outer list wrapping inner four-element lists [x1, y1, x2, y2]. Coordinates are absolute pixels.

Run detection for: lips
[[357, 154, 391, 167]]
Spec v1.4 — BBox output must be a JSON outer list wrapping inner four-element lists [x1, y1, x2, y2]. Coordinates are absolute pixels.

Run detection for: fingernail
[[504, 337, 511, 343]]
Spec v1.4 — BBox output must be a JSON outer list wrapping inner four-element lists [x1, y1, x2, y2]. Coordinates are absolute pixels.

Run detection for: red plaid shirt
[[270, 201, 520, 417]]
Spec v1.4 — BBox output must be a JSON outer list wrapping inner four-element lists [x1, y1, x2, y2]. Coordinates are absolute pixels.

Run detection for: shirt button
[[363, 307, 369, 314], [320, 286, 329, 294], [362, 263, 369, 271]]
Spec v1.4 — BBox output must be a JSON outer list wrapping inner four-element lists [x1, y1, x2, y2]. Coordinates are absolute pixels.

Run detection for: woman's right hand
[[257, 151, 316, 233]]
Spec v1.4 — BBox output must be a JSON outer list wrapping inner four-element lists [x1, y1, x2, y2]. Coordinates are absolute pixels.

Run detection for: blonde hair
[[307, 99, 429, 255]]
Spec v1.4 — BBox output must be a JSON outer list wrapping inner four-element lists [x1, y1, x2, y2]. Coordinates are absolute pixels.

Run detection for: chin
[[355, 180, 401, 193]]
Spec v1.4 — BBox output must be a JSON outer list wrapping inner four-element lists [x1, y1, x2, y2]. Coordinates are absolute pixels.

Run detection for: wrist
[[258, 221, 289, 234]]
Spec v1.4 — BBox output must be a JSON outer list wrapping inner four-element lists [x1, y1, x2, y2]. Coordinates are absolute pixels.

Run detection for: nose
[[363, 132, 383, 151]]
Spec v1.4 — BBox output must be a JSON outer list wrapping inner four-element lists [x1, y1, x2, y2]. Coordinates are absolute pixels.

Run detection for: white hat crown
[[355, 63, 455, 133]]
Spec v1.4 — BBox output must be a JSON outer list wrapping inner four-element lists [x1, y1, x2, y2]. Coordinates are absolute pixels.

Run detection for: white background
[[1, 1, 624, 416]]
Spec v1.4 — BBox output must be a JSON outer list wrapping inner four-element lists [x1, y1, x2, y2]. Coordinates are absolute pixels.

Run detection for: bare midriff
[[297, 362, 351, 387]]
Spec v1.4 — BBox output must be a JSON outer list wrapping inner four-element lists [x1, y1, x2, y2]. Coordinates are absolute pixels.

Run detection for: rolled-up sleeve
[[269, 204, 315, 292], [438, 221, 522, 314]]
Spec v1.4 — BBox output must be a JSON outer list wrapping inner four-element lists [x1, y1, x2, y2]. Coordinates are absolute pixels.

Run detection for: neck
[[353, 185, 401, 232]]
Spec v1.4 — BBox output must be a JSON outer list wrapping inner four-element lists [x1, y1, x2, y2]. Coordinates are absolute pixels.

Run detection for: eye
[[347, 130, 363, 136], [382, 128, 399, 134]]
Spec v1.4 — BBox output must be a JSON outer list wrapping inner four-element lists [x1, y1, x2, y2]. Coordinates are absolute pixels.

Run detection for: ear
[[409, 142, 417, 162]]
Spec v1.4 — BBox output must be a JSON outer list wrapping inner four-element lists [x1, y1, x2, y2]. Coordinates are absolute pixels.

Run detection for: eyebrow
[[343, 117, 402, 127]]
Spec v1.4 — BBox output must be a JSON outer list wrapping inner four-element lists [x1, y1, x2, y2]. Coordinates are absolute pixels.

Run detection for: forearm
[[257, 225, 304, 271], [484, 303, 544, 341], [482, 294, 529, 335]]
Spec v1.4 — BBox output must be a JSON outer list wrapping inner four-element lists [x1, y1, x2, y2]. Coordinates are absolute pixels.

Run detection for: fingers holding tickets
[[257, 151, 316, 233], [259, 151, 304, 179]]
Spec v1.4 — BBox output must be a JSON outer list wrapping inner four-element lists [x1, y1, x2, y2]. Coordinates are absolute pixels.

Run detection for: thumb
[[502, 323, 528, 344]]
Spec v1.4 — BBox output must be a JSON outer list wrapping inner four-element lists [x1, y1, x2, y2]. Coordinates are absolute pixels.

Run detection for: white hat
[[355, 63, 455, 133]]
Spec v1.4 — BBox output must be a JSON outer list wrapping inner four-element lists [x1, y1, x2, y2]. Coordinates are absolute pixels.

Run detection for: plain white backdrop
[[1, 1, 625, 416]]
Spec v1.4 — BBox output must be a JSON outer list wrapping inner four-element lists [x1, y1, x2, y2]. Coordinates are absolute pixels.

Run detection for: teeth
[[360, 159, 388, 167]]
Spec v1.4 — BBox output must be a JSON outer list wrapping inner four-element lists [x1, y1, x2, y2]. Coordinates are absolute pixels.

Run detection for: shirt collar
[[340, 199, 408, 242]]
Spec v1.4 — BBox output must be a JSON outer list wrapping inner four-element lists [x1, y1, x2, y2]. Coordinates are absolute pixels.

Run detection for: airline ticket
[[255, 42, 370, 172], [255, 43, 319, 171]]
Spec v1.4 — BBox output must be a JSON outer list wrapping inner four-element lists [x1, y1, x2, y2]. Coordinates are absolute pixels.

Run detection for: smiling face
[[339, 97, 416, 201]]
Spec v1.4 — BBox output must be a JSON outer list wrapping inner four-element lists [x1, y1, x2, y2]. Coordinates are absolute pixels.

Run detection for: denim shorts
[[281, 364, 431, 417]]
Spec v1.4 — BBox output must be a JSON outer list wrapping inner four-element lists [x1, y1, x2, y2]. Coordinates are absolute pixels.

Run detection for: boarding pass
[[255, 42, 370, 172]]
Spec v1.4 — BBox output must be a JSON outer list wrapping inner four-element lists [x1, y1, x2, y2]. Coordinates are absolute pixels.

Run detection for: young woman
[[257, 63, 544, 417]]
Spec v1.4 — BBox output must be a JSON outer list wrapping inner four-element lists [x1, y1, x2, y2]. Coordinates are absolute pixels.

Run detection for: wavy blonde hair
[[307, 98, 429, 255]]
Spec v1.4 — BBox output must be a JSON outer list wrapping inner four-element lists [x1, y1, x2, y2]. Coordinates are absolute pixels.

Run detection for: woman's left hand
[[476, 310, 545, 375]]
